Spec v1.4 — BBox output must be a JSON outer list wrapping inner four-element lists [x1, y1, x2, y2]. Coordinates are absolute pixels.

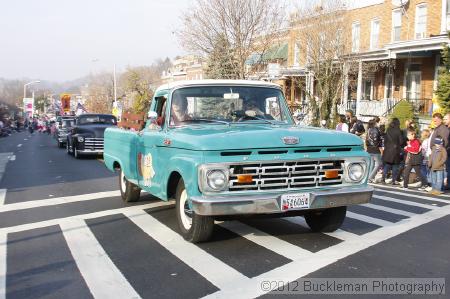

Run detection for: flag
[[76, 102, 88, 116]]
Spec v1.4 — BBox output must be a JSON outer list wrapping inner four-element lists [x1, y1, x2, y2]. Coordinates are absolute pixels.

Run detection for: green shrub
[[389, 100, 415, 129]]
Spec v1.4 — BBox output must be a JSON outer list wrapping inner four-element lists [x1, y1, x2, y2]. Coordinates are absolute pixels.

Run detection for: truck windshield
[[169, 86, 292, 126], [77, 115, 117, 125]]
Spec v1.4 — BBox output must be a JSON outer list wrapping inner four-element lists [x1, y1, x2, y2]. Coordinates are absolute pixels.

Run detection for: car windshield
[[169, 86, 291, 127], [62, 119, 75, 127], [77, 115, 117, 125]]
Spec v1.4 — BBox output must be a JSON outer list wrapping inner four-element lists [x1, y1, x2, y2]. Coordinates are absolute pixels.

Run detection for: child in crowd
[[420, 129, 432, 189], [428, 137, 447, 195], [403, 129, 428, 190]]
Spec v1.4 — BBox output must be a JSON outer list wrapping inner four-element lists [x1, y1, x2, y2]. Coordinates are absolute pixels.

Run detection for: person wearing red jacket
[[403, 129, 428, 190]]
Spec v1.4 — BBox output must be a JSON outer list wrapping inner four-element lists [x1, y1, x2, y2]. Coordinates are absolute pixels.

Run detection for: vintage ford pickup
[[104, 80, 373, 242]]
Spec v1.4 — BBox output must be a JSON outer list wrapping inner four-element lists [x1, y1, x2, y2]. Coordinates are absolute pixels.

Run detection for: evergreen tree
[[206, 35, 239, 79], [436, 32, 450, 114]]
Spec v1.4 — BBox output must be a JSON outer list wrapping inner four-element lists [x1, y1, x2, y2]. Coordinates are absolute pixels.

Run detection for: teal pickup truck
[[104, 80, 373, 242]]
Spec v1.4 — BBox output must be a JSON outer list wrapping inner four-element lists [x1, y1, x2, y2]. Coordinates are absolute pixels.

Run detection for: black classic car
[[66, 114, 117, 158], [56, 118, 75, 148]]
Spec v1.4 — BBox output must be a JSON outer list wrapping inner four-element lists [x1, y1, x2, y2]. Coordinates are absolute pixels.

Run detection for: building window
[[293, 42, 300, 67], [370, 19, 380, 49], [385, 72, 393, 99], [405, 64, 421, 100], [415, 4, 427, 39], [363, 79, 373, 101], [352, 22, 360, 52], [392, 9, 402, 42], [306, 41, 311, 64], [447, 0, 450, 30]]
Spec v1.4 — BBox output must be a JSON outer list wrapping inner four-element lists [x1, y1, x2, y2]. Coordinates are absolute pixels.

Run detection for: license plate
[[280, 193, 310, 211]]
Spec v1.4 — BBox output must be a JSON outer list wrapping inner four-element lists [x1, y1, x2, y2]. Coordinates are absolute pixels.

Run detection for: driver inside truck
[[170, 93, 191, 126]]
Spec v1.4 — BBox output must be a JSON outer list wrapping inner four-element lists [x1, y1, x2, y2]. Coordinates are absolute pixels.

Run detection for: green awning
[[262, 43, 288, 61]]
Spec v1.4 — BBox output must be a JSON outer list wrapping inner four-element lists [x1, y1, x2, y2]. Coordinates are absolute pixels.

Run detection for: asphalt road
[[0, 131, 449, 299]]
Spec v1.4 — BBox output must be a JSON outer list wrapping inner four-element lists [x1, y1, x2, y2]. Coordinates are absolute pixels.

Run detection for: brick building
[[283, 0, 450, 121], [160, 55, 206, 84]]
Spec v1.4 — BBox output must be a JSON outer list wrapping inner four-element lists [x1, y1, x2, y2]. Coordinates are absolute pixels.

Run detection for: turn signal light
[[237, 175, 253, 183], [324, 170, 339, 179]]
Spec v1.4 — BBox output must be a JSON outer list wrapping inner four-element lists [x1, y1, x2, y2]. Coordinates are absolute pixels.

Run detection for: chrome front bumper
[[78, 149, 103, 154], [191, 186, 373, 216]]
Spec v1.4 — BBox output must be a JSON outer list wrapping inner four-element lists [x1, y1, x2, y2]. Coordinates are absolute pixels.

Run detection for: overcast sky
[[0, 0, 192, 82]]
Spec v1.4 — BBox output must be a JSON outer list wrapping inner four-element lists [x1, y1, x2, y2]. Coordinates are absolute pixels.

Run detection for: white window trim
[[442, 0, 449, 33], [293, 42, 300, 67], [352, 22, 361, 53], [391, 9, 402, 42], [370, 18, 380, 50], [384, 71, 394, 99], [414, 3, 427, 39]]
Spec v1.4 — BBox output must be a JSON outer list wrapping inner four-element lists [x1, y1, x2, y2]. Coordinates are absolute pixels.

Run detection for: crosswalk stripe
[[346, 211, 393, 227], [0, 190, 121, 213], [123, 211, 249, 290], [374, 188, 450, 203], [371, 183, 450, 199], [218, 220, 313, 260], [285, 217, 359, 242], [60, 219, 141, 299], [373, 194, 438, 209], [0, 153, 12, 184], [362, 203, 416, 217], [0, 190, 5, 206], [0, 233, 6, 299], [0, 201, 173, 235]]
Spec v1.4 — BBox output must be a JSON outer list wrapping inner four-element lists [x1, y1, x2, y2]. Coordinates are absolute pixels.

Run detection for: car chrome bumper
[[78, 149, 103, 154], [191, 186, 373, 216]]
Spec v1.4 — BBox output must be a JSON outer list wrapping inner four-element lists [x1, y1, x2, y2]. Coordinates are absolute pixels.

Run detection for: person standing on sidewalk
[[336, 115, 349, 132], [428, 137, 447, 195], [443, 113, 450, 188], [420, 129, 432, 187], [382, 118, 403, 185], [366, 119, 382, 183], [402, 129, 428, 190]]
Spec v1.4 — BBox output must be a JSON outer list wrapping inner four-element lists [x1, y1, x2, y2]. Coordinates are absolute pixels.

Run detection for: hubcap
[[120, 170, 126, 193], [179, 189, 192, 230]]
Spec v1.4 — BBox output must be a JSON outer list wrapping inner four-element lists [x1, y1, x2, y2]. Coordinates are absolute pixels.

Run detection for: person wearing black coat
[[382, 118, 404, 185]]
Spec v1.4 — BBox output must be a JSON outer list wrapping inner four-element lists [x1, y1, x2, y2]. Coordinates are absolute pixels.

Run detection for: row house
[[283, 0, 450, 121], [160, 55, 206, 84]]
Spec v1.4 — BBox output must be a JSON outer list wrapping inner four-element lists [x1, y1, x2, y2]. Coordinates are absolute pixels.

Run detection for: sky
[[0, 0, 192, 82]]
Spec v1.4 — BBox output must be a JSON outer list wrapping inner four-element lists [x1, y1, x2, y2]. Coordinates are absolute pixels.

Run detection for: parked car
[[103, 80, 373, 243], [66, 114, 117, 158], [56, 118, 75, 148]]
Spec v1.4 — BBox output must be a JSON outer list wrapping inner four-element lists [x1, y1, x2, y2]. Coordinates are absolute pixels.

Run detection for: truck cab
[[104, 80, 373, 243]]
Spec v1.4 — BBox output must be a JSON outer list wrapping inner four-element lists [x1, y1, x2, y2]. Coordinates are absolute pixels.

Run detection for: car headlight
[[206, 170, 228, 191], [77, 136, 84, 142], [348, 163, 364, 182]]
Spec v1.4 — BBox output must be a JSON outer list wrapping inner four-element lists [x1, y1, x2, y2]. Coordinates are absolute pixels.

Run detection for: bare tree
[[178, 0, 286, 79], [293, 1, 351, 126]]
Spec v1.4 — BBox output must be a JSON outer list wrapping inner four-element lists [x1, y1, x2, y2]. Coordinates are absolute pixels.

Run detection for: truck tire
[[304, 206, 347, 232], [66, 141, 73, 155], [119, 169, 141, 202], [74, 148, 82, 159], [175, 179, 214, 243]]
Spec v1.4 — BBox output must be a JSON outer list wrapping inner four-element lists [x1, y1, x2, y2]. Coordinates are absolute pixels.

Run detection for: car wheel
[[57, 141, 63, 148], [66, 141, 72, 155], [119, 169, 141, 202], [74, 147, 81, 159], [304, 206, 347, 232], [175, 179, 214, 243]]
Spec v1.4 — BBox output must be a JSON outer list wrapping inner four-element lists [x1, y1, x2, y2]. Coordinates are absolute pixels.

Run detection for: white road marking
[[373, 194, 438, 209], [202, 204, 450, 299], [0, 190, 5, 206], [371, 183, 450, 198], [285, 217, 359, 242], [61, 219, 141, 299], [0, 233, 6, 299], [0, 190, 121, 213], [374, 188, 450, 203], [363, 203, 416, 217], [0, 201, 174, 235], [218, 220, 313, 260], [124, 211, 249, 290], [346, 211, 393, 227], [16, 144, 22, 148]]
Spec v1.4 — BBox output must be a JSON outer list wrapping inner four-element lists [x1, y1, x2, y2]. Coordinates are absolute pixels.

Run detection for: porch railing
[[407, 98, 433, 117]]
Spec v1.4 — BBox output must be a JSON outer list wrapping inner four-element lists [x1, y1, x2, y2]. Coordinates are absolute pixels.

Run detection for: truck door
[[136, 95, 167, 195]]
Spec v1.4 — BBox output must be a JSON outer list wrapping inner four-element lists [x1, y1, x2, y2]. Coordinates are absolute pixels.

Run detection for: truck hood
[[166, 125, 363, 151]]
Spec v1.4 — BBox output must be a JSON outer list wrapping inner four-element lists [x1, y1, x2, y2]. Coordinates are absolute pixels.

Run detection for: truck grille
[[229, 160, 344, 191], [84, 137, 104, 151]]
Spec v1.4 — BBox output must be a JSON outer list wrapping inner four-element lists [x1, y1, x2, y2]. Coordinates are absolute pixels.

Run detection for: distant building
[[161, 55, 206, 84]]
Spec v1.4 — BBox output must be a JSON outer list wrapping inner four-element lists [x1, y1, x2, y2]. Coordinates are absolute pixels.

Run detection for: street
[[0, 131, 449, 299]]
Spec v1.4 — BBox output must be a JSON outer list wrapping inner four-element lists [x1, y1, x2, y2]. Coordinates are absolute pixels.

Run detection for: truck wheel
[[74, 148, 81, 159], [175, 179, 214, 243], [304, 206, 347, 232], [57, 141, 62, 148], [119, 169, 141, 202], [66, 142, 73, 155]]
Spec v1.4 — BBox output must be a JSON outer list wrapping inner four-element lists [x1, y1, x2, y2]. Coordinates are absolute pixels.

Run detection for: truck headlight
[[77, 136, 84, 142], [206, 170, 228, 191], [348, 163, 364, 182]]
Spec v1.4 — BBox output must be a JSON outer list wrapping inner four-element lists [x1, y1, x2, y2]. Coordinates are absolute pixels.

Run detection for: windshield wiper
[[183, 118, 231, 126]]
